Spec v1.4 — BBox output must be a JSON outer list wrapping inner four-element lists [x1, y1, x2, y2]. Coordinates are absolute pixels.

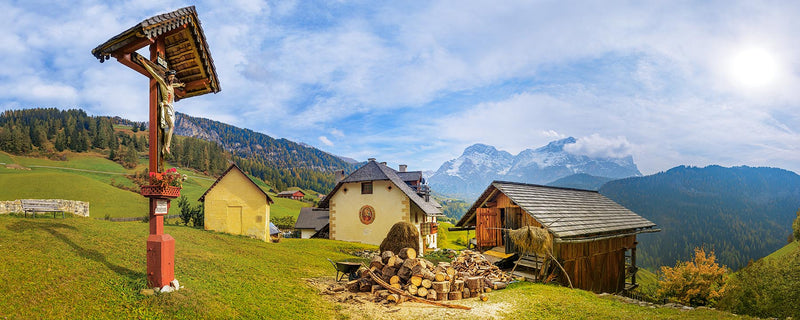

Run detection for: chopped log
[[432, 281, 450, 294], [345, 279, 360, 292], [370, 256, 385, 270], [453, 280, 464, 292], [411, 264, 425, 276], [366, 264, 471, 310], [371, 284, 383, 294], [434, 272, 446, 282], [381, 250, 395, 264], [492, 282, 508, 290], [402, 258, 419, 269], [417, 286, 428, 297], [426, 289, 437, 300], [448, 291, 462, 300], [408, 285, 418, 296], [386, 294, 401, 303], [390, 275, 400, 285], [386, 255, 398, 268], [446, 267, 457, 277], [423, 259, 435, 270], [421, 279, 432, 289], [378, 290, 390, 299], [410, 275, 423, 287], [398, 247, 417, 260], [485, 288, 492, 293], [382, 266, 397, 282], [391, 283, 402, 290], [463, 287, 471, 299], [359, 279, 373, 292], [397, 267, 412, 282], [465, 277, 483, 291], [479, 294, 488, 302], [422, 269, 436, 281], [437, 291, 449, 301]]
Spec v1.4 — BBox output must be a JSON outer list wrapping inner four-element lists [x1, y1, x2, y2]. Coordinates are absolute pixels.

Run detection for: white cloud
[[564, 134, 633, 159], [330, 128, 344, 137], [318, 136, 334, 147]]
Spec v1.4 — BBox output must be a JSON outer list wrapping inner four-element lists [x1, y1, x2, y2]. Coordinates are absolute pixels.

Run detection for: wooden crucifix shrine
[[92, 6, 220, 288]]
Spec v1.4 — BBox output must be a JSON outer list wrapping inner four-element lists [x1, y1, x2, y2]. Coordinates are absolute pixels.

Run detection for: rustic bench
[[21, 199, 64, 218]]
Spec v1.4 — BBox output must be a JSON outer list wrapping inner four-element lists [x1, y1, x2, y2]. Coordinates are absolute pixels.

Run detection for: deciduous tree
[[658, 247, 727, 306]]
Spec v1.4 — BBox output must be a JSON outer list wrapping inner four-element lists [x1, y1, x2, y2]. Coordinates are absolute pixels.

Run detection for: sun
[[729, 47, 779, 88]]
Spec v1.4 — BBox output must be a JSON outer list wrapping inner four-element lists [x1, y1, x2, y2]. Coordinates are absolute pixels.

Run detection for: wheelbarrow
[[326, 258, 362, 282]]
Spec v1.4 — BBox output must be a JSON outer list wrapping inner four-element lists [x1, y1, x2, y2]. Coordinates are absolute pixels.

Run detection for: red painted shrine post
[[91, 6, 221, 288]]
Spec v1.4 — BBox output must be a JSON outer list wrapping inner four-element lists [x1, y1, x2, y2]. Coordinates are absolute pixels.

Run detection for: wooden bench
[[514, 254, 550, 281], [21, 199, 64, 218]]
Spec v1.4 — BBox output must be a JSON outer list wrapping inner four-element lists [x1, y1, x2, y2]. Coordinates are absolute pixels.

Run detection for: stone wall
[[0, 199, 90, 217]]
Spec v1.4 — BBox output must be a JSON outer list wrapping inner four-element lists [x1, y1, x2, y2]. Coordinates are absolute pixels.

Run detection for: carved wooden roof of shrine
[[91, 6, 220, 98]]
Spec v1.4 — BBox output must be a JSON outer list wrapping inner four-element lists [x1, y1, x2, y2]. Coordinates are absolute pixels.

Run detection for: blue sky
[[2, 1, 800, 174]]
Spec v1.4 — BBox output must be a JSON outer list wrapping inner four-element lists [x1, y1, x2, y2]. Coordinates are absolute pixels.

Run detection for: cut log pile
[[451, 250, 512, 290], [344, 248, 508, 306]]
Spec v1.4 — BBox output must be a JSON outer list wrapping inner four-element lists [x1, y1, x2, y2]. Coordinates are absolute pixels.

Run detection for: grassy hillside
[[0, 215, 749, 319], [0, 151, 308, 219], [717, 241, 800, 318]]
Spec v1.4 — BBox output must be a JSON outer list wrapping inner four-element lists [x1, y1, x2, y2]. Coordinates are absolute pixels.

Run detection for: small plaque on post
[[155, 199, 169, 215]]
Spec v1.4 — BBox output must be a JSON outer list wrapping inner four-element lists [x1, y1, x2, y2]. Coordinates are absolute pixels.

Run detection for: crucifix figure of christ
[[136, 54, 185, 156]]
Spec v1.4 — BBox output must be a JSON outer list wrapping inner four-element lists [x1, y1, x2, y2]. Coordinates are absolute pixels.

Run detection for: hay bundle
[[379, 221, 420, 255], [508, 226, 552, 257]]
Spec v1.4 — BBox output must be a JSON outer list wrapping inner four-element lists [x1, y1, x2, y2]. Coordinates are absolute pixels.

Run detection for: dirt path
[[306, 277, 513, 320]]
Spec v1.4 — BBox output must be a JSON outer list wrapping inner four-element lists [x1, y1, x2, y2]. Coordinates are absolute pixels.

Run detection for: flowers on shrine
[[149, 168, 187, 188]]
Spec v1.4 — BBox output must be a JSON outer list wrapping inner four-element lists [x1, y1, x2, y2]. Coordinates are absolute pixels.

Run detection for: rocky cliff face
[[428, 137, 642, 199]]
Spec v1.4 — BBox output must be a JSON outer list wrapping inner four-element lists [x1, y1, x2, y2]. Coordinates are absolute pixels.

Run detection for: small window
[[361, 182, 373, 194]]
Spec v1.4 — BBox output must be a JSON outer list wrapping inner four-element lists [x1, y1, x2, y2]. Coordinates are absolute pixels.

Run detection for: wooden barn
[[455, 181, 659, 293], [277, 190, 305, 200]]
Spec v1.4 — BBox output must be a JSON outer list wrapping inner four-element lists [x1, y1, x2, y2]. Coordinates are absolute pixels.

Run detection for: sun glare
[[729, 47, 779, 88]]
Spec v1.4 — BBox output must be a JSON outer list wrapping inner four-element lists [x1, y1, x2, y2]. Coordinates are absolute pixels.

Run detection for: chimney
[[399, 164, 407, 172], [380, 162, 387, 166], [368, 158, 376, 162], [335, 169, 345, 182]]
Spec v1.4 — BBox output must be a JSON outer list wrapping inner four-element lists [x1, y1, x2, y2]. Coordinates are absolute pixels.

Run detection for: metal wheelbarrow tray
[[326, 258, 362, 282]]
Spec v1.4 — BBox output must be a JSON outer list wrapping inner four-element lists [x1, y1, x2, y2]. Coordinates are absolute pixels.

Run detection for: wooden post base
[[146, 234, 175, 287]]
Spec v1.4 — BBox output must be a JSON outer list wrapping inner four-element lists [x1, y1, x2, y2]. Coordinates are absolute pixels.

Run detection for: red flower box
[[141, 185, 181, 199]]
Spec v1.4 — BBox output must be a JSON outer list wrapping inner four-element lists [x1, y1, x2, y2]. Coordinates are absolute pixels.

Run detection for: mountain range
[[600, 165, 800, 270], [174, 112, 357, 192], [427, 137, 642, 199]]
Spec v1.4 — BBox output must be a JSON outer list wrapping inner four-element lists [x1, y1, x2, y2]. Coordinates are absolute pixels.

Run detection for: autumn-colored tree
[[658, 247, 727, 306]]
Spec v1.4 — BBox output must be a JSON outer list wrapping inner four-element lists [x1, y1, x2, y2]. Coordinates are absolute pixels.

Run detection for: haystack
[[379, 221, 420, 254], [508, 226, 552, 257]]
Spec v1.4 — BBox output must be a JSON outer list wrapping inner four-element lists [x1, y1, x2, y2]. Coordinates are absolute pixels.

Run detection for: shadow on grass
[[6, 219, 145, 282]]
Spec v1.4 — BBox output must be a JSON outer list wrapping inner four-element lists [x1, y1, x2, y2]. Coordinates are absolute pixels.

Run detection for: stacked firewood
[[344, 248, 507, 304], [451, 250, 513, 287]]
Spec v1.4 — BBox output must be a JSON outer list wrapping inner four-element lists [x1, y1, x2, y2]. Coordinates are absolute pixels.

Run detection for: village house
[[294, 207, 330, 239], [455, 181, 659, 293], [277, 190, 305, 200], [199, 164, 274, 241], [317, 159, 442, 253]]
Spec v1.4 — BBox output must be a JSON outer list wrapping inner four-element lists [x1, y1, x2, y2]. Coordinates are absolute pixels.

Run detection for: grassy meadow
[[0, 151, 310, 220], [0, 215, 752, 319]]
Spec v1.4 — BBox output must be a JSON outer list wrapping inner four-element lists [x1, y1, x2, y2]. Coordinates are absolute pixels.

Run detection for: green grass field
[[762, 240, 798, 262], [0, 215, 751, 319], [0, 152, 309, 219]]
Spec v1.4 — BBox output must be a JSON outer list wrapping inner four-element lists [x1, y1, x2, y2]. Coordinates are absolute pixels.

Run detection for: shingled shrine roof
[[457, 181, 658, 239], [91, 6, 220, 98]]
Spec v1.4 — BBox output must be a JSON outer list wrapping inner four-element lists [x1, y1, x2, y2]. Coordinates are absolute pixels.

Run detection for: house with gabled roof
[[318, 159, 442, 253], [277, 190, 305, 200], [199, 164, 274, 241], [456, 181, 659, 293], [294, 207, 330, 239]]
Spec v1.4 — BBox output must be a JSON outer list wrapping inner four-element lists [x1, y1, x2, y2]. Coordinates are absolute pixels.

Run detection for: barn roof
[[278, 190, 305, 196], [198, 164, 273, 204], [294, 207, 330, 231], [456, 181, 657, 239], [91, 6, 220, 98], [318, 160, 441, 216]]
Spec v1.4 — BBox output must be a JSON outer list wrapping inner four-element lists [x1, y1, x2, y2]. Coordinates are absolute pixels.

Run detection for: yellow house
[[318, 159, 442, 253], [199, 164, 274, 241]]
